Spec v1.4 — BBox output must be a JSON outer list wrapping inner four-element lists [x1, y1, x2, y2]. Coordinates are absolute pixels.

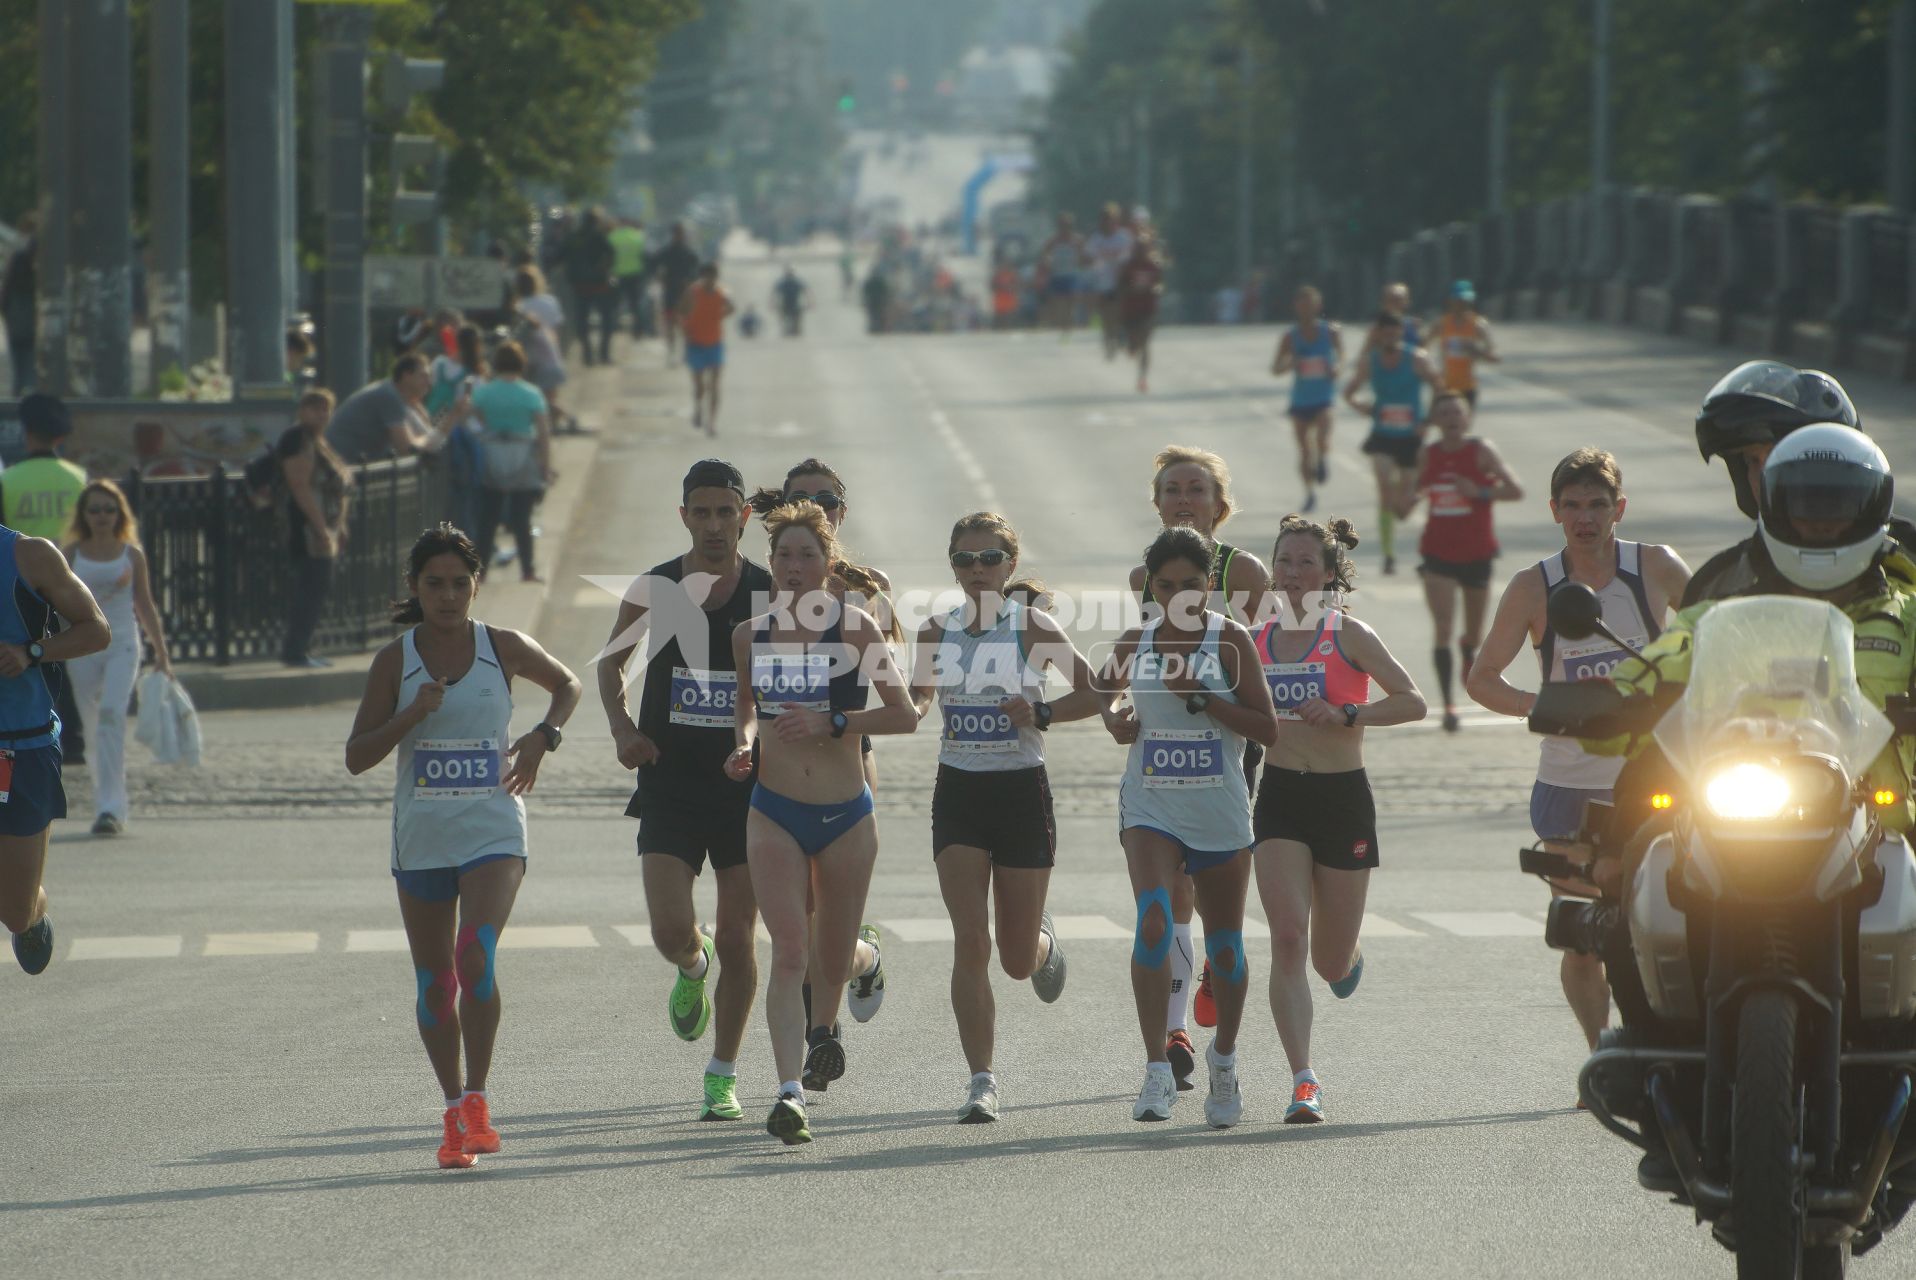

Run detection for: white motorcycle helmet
[[1758, 423, 1894, 592]]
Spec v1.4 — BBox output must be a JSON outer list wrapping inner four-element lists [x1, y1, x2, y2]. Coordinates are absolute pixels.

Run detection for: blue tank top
[[1289, 323, 1336, 410], [749, 604, 871, 717], [0, 528, 59, 751], [1369, 348, 1423, 437]]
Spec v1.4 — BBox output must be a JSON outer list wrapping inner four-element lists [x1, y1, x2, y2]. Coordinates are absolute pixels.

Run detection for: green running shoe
[[699, 1071, 743, 1121], [668, 930, 714, 1042], [767, 1093, 811, 1145]]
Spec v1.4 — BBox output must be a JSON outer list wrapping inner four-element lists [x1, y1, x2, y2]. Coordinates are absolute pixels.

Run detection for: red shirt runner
[[1418, 439, 1499, 562]]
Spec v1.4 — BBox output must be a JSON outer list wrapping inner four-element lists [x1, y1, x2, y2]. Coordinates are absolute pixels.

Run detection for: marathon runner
[[0, 505, 110, 976], [773, 266, 809, 338], [1036, 213, 1087, 339], [1085, 203, 1136, 361], [909, 513, 1103, 1123], [598, 459, 770, 1123], [1253, 515, 1427, 1123], [345, 524, 582, 1168], [1434, 281, 1498, 408], [1402, 392, 1523, 731], [1270, 285, 1343, 513], [1354, 281, 1422, 356], [1465, 449, 1689, 1051], [678, 263, 734, 436], [727, 500, 916, 1144], [1115, 235, 1164, 394], [1127, 446, 1271, 1089], [1343, 312, 1443, 575], [1101, 526, 1281, 1126]]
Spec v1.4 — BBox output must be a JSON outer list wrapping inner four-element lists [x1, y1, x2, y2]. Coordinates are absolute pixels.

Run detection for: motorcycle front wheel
[[1734, 991, 1805, 1279]]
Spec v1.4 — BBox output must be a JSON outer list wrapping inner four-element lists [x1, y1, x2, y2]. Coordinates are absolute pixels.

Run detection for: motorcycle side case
[[1630, 832, 1700, 1022], [1857, 833, 1916, 1022]]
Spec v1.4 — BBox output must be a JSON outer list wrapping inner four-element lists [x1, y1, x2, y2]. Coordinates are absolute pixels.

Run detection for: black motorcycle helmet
[[1696, 360, 1861, 517]]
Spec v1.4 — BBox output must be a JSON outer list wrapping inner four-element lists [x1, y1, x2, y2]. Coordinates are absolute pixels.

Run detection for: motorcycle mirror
[[1547, 582, 1604, 641]]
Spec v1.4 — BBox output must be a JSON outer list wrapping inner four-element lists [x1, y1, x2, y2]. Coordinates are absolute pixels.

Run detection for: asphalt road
[[9, 259, 1916, 1278]]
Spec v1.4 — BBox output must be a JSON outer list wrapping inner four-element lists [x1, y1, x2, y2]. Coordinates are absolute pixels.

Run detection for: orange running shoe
[[438, 1106, 477, 1168], [1165, 1028, 1197, 1092], [1284, 1079, 1324, 1124], [461, 1093, 502, 1155], [1193, 962, 1217, 1028]]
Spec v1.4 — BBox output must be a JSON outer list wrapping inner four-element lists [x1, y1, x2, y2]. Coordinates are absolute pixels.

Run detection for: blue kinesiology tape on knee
[[1205, 929, 1248, 985], [416, 967, 456, 1028], [1133, 887, 1173, 969], [456, 923, 499, 1001]]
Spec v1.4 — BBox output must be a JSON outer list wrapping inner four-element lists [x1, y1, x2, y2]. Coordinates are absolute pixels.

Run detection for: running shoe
[[700, 1071, 743, 1121], [668, 929, 714, 1042], [1204, 1042, 1244, 1129], [1193, 962, 1217, 1028], [801, 1025, 845, 1091], [1030, 911, 1067, 1004], [1382, 555, 1397, 576], [12, 913, 52, 976], [1442, 709, 1460, 733], [847, 923, 885, 1022], [1317, 457, 1330, 484], [959, 1075, 1000, 1125], [1165, 1028, 1197, 1092], [1284, 1079, 1324, 1124], [1329, 948, 1365, 1000], [460, 1094, 501, 1154], [767, 1092, 812, 1145], [1133, 1064, 1177, 1122], [437, 1106, 477, 1168], [91, 813, 122, 836]]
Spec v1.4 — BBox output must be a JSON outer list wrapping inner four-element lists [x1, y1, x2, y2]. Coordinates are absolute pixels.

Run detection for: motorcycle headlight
[[1704, 762, 1790, 821], [1698, 757, 1846, 827]]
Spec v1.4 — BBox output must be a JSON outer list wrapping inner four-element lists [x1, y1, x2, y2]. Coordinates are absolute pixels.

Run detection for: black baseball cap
[[682, 458, 745, 501], [18, 393, 71, 440]]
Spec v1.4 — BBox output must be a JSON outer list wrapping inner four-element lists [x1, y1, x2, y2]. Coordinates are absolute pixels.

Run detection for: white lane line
[[927, 408, 999, 508], [1050, 915, 1132, 941], [1411, 911, 1542, 938], [881, 918, 958, 943], [496, 925, 599, 950], [345, 930, 410, 954], [611, 924, 649, 947], [1360, 914, 1424, 938], [203, 932, 320, 957], [67, 935, 182, 961]]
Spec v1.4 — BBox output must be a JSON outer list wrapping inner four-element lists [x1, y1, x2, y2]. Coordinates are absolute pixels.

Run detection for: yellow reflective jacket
[[1599, 574, 1916, 831]]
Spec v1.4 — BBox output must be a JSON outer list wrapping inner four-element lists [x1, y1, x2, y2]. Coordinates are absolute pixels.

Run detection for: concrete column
[[34, 0, 70, 395], [148, 0, 191, 392], [320, 10, 371, 396], [66, 0, 135, 398], [224, 0, 294, 395]]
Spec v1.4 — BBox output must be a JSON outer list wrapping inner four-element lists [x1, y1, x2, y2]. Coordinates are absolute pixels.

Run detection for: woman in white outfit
[[63, 480, 171, 836]]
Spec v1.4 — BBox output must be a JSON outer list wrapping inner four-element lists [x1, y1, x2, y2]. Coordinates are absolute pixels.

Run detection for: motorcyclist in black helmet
[[1683, 360, 1916, 605]]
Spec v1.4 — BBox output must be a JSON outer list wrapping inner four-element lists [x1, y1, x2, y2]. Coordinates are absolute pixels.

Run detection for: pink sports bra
[[1254, 610, 1371, 721]]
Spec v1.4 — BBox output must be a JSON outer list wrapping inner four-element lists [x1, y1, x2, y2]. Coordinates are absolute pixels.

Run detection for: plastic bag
[[134, 671, 202, 767]]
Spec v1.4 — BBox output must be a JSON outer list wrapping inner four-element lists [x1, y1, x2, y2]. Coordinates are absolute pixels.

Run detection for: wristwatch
[[829, 710, 850, 739], [1185, 691, 1212, 715], [1033, 700, 1054, 732], [1342, 702, 1361, 728], [535, 721, 562, 751], [25, 642, 43, 667]]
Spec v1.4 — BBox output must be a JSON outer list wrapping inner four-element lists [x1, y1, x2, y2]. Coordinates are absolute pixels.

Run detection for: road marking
[[203, 932, 320, 957], [1050, 915, 1132, 941], [67, 935, 182, 961], [1411, 911, 1541, 938], [496, 926, 599, 950], [572, 585, 616, 608], [345, 930, 410, 954], [881, 918, 957, 943], [1360, 914, 1424, 938], [927, 408, 999, 508]]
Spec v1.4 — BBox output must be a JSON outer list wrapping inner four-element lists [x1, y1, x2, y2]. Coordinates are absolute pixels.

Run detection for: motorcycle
[[1526, 584, 1916, 1278]]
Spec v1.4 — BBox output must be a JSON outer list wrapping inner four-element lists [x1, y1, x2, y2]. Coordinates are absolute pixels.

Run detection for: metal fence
[[130, 454, 454, 664]]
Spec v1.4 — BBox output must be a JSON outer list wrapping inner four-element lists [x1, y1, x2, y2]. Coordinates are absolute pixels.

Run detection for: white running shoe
[[1204, 1041, 1243, 1129], [1030, 911, 1067, 1004], [958, 1075, 1000, 1124], [1133, 1064, 1176, 1122]]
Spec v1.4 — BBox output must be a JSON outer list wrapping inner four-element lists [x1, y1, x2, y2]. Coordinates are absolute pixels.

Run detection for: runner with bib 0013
[[1101, 526, 1279, 1129]]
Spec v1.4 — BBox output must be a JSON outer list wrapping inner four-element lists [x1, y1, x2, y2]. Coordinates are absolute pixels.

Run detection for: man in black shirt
[[646, 223, 701, 368], [565, 208, 618, 367]]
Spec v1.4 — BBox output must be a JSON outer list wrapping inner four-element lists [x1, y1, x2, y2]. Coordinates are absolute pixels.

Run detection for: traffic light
[[377, 52, 445, 118], [837, 78, 856, 113], [375, 53, 447, 228]]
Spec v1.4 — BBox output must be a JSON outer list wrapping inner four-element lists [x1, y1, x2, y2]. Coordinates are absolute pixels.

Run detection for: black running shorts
[[1362, 431, 1421, 471], [630, 774, 752, 873], [931, 763, 1057, 869], [1253, 766, 1379, 871], [1418, 555, 1495, 590]]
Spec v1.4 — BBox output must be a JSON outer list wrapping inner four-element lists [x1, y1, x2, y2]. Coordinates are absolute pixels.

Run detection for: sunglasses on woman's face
[[784, 490, 842, 512], [950, 549, 1010, 569], [85, 506, 118, 517]]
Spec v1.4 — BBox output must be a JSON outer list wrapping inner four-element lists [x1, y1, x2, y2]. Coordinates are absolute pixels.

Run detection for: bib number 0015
[[1140, 728, 1225, 788]]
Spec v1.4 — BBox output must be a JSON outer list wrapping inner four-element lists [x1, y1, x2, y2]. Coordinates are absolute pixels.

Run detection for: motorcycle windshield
[[1653, 596, 1891, 784]]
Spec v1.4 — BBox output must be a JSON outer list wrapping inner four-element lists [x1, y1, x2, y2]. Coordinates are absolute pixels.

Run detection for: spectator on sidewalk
[[512, 266, 573, 433], [425, 325, 488, 544], [565, 208, 618, 368], [3, 393, 89, 764], [324, 356, 441, 465], [609, 217, 648, 339], [280, 389, 354, 669], [285, 328, 318, 395], [646, 223, 701, 367], [2, 214, 37, 395], [61, 480, 171, 836], [468, 341, 551, 584]]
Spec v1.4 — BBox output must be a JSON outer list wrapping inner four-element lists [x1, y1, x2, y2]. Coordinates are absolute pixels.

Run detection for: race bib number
[[669, 667, 737, 729], [942, 693, 1019, 754], [1377, 404, 1415, 429], [1559, 639, 1632, 683], [751, 651, 831, 715], [1140, 728, 1226, 789], [1263, 661, 1327, 721], [1427, 480, 1473, 517], [413, 738, 501, 801], [1296, 355, 1329, 379], [1445, 336, 1474, 358]]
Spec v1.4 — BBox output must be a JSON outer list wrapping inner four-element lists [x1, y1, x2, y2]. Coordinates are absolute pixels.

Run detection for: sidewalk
[[174, 356, 660, 711]]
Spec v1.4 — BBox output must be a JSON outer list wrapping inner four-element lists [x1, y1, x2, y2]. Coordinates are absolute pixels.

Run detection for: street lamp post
[[225, 0, 295, 397], [1236, 44, 1254, 286], [34, 0, 70, 396]]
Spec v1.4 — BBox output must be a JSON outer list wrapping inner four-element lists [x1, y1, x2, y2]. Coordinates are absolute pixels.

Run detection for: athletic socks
[[442, 1096, 462, 1113], [1378, 508, 1396, 559], [1166, 923, 1195, 1032], [1294, 1068, 1319, 1088], [855, 944, 879, 979], [461, 1089, 487, 1103], [972, 1070, 996, 1087], [1433, 646, 1454, 707], [680, 949, 710, 981], [706, 1057, 736, 1078], [780, 1079, 803, 1100]]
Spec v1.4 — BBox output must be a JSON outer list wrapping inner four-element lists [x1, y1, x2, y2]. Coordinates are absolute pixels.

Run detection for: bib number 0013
[[413, 738, 502, 800]]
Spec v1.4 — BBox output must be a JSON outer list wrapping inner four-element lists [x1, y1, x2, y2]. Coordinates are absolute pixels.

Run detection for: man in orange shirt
[[678, 263, 736, 437]]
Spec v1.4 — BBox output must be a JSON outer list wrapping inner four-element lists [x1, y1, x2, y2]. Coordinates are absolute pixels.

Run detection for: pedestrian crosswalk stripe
[[1410, 911, 1540, 938], [610, 924, 650, 948], [67, 935, 182, 961], [1360, 914, 1424, 938], [203, 932, 319, 957], [345, 930, 410, 954], [496, 925, 599, 950], [1049, 915, 1132, 941], [881, 918, 956, 943]]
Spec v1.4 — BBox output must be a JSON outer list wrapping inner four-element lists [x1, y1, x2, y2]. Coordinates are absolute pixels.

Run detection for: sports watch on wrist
[[1033, 700, 1054, 731], [1185, 691, 1212, 715], [1342, 702, 1360, 728], [535, 721, 562, 751], [830, 710, 850, 739], [25, 642, 44, 667]]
